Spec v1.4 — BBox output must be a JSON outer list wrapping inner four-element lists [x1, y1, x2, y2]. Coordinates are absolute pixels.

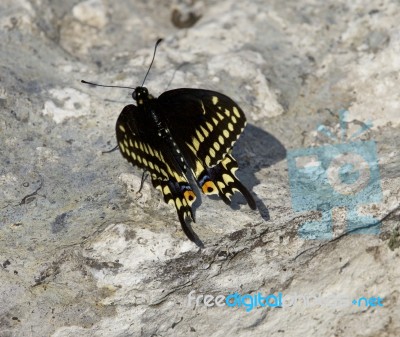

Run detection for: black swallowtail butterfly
[[82, 39, 257, 242]]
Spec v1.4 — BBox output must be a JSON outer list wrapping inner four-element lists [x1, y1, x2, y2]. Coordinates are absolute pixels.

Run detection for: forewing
[[158, 88, 246, 167]]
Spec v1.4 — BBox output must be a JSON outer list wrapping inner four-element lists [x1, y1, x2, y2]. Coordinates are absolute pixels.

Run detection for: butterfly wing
[[116, 104, 197, 241], [158, 89, 256, 210]]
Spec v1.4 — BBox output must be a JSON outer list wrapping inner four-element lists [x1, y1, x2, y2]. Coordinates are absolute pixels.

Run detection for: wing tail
[[152, 177, 198, 241], [197, 154, 257, 210]]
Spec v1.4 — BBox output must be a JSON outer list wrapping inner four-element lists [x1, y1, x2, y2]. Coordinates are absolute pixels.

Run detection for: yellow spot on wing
[[196, 129, 204, 142], [223, 129, 230, 138], [228, 123, 234, 131], [217, 112, 224, 120], [206, 121, 213, 132], [212, 117, 219, 126], [142, 143, 149, 154], [186, 142, 197, 154], [233, 106, 241, 118], [194, 160, 204, 177], [213, 142, 220, 151], [217, 181, 226, 190], [212, 96, 219, 105], [222, 173, 234, 184], [175, 198, 183, 209], [154, 150, 162, 161], [119, 125, 126, 132], [222, 156, 232, 166], [119, 142, 125, 152], [205, 155, 211, 166], [129, 139, 134, 147], [200, 125, 209, 137], [209, 148, 216, 158], [160, 168, 168, 177], [200, 101, 207, 115], [224, 109, 230, 117], [192, 137, 200, 151], [163, 185, 171, 196]]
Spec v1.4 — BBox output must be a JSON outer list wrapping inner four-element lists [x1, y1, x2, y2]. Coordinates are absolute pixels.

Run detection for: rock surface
[[0, 0, 399, 336]]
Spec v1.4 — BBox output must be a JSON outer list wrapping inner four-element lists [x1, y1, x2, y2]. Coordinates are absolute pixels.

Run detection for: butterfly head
[[133, 86, 153, 105]]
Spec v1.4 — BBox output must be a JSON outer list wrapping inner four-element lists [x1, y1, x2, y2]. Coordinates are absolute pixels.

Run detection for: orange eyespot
[[184, 190, 196, 205], [202, 181, 218, 195]]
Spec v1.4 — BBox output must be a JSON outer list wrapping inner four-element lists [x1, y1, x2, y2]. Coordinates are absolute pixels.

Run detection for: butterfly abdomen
[[150, 107, 188, 172]]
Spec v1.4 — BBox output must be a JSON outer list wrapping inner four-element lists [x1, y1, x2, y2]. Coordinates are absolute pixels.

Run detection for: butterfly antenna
[[141, 38, 163, 87], [81, 80, 135, 90]]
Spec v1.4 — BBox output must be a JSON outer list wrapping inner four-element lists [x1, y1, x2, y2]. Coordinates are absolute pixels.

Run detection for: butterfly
[[83, 39, 257, 242]]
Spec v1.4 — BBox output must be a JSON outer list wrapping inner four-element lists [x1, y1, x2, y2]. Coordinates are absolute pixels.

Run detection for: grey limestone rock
[[0, 0, 399, 336]]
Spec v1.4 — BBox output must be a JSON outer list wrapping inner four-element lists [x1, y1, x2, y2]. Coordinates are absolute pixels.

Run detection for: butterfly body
[[116, 85, 256, 242]]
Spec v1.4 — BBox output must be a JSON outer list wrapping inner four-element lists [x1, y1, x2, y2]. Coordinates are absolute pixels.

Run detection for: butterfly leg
[[102, 144, 119, 154], [138, 170, 149, 193]]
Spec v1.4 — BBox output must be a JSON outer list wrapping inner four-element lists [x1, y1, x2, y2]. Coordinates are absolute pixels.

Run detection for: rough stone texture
[[0, 0, 399, 336]]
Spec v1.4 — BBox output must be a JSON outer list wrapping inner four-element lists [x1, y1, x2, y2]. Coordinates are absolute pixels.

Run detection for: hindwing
[[158, 89, 256, 209]]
